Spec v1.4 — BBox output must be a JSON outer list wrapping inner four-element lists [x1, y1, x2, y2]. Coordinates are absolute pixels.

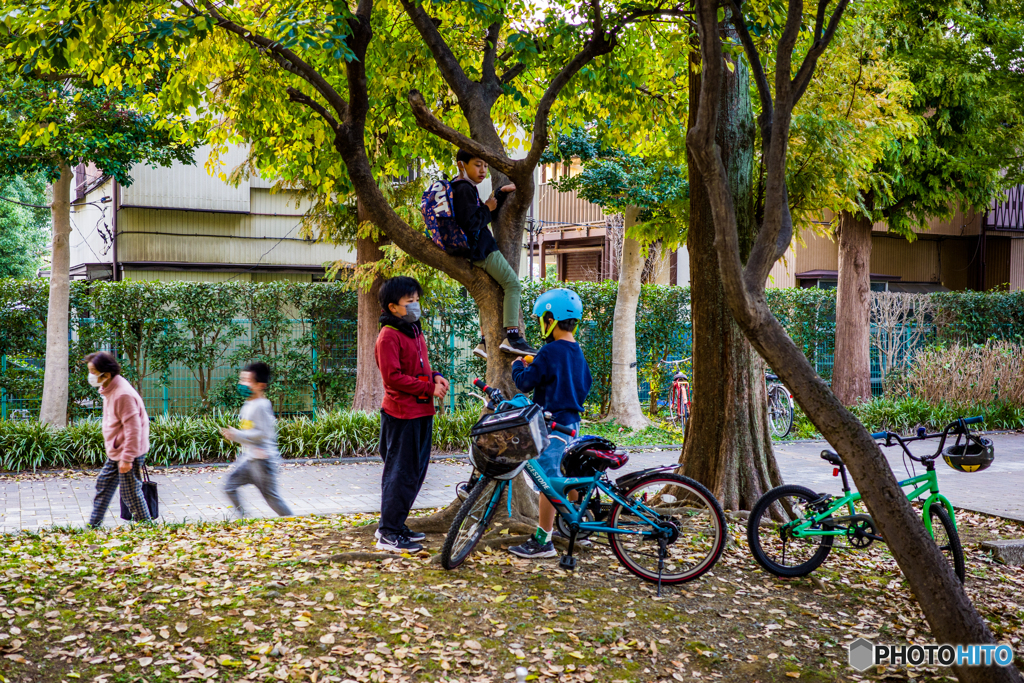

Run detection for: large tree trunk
[[686, 1, 1021, 678], [679, 31, 781, 511], [39, 164, 72, 428], [832, 209, 873, 405], [603, 206, 651, 429], [350, 227, 386, 412]]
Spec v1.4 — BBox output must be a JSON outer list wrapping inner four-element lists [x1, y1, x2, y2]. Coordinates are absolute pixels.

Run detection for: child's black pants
[[379, 411, 433, 535]]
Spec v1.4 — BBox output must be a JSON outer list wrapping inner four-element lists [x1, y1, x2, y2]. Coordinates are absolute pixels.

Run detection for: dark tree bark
[[832, 209, 873, 405], [679, 22, 780, 512], [350, 226, 386, 412], [688, 1, 1021, 680]]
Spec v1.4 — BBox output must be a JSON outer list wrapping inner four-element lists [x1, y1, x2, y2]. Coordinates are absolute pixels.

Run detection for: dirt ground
[[0, 507, 1022, 683]]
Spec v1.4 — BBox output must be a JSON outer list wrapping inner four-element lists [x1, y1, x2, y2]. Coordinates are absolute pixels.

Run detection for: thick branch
[[406, 90, 516, 175], [728, 1, 772, 127], [791, 0, 850, 106], [499, 63, 527, 85], [482, 22, 501, 88], [194, 0, 350, 121], [399, 0, 477, 103]]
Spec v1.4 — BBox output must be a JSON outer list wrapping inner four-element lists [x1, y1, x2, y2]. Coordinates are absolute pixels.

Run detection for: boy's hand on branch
[[500, 184, 516, 193]]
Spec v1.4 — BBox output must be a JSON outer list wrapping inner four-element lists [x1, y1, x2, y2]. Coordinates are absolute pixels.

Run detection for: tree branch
[[399, 0, 476, 103], [192, 0, 350, 121], [287, 87, 341, 133], [406, 90, 516, 175], [499, 62, 527, 85], [482, 22, 501, 89], [791, 0, 850, 106], [728, 0, 772, 127]]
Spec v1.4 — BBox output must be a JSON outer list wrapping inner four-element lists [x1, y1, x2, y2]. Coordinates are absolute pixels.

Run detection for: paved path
[[2, 433, 1022, 533]]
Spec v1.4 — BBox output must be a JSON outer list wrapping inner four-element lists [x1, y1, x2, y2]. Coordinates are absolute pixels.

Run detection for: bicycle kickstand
[[559, 530, 578, 572], [656, 538, 668, 597]]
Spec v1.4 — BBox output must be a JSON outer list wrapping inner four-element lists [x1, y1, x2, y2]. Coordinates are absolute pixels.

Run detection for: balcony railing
[[984, 184, 1024, 231]]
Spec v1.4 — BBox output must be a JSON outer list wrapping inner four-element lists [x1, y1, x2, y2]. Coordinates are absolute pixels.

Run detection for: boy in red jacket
[[374, 276, 449, 552]]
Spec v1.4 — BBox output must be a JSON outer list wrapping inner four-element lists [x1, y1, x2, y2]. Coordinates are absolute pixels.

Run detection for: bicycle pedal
[[558, 555, 577, 571]]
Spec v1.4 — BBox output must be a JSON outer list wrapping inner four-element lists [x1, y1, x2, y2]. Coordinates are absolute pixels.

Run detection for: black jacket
[[451, 178, 510, 262]]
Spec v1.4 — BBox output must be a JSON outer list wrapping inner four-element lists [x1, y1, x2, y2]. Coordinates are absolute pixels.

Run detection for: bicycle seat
[[765, 373, 779, 381], [820, 449, 843, 467]]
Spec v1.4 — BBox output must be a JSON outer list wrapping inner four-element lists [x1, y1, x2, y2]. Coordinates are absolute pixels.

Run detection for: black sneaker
[[508, 536, 557, 559], [375, 527, 426, 542], [473, 338, 487, 359], [499, 335, 537, 356], [375, 532, 423, 553]]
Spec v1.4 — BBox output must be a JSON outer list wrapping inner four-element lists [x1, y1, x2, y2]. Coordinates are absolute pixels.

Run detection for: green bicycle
[[747, 417, 994, 583]]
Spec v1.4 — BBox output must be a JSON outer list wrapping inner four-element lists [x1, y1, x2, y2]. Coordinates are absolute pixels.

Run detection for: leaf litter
[[0, 508, 1021, 682]]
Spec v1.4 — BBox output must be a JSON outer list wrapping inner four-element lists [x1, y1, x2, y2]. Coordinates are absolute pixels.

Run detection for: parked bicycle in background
[[765, 372, 794, 439], [660, 358, 691, 438]]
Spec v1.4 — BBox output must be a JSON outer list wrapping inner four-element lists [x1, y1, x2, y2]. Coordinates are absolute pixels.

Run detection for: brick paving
[[1, 432, 1022, 533]]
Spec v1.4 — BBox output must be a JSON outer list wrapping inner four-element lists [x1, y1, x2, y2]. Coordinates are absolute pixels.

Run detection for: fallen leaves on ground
[[0, 508, 1021, 682]]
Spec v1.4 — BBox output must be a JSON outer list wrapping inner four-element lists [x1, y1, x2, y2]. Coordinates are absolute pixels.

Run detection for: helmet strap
[[540, 317, 558, 339]]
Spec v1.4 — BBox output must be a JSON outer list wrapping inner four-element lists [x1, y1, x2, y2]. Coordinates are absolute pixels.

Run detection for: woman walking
[[85, 351, 153, 528]]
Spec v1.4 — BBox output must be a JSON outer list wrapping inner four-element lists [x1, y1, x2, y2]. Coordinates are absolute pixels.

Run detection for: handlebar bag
[[470, 402, 551, 476]]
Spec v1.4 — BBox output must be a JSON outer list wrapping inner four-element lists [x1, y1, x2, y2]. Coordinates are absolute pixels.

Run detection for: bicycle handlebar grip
[[472, 377, 489, 391], [550, 422, 577, 437], [963, 416, 984, 426], [870, 431, 888, 440]]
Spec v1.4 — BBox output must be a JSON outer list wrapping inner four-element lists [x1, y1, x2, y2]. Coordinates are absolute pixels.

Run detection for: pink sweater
[[99, 375, 150, 463]]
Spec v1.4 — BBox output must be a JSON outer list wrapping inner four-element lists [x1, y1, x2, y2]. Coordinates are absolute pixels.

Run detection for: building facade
[[69, 144, 355, 283]]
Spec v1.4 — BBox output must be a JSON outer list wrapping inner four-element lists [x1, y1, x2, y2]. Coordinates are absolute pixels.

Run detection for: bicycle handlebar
[[870, 431, 887, 440], [871, 416, 985, 463], [549, 422, 577, 438], [963, 415, 983, 426]]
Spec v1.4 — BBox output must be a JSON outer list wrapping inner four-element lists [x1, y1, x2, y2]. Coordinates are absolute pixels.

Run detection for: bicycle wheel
[[608, 473, 726, 584], [747, 484, 834, 578], [440, 476, 505, 570], [667, 384, 680, 422], [928, 504, 965, 584], [767, 384, 794, 439]]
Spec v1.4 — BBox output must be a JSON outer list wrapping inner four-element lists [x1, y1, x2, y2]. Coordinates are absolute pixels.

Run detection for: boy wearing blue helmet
[[508, 288, 592, 558]]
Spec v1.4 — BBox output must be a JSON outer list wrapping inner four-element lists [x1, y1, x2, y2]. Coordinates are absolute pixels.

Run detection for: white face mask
[[87, 372, 103, 388]]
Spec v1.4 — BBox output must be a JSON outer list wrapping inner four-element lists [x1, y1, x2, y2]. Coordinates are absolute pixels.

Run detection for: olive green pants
[[472, 251, 521, 329]]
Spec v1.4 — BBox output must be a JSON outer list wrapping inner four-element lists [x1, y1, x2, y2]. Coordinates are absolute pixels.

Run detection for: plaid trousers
[[89, 457, 151, 528]]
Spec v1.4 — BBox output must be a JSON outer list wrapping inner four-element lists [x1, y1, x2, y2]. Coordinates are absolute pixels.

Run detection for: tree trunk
[[603, 206, 651, 429], [39, 164, 72, 428], [350, 228, 386, 412], [680, 31, 781, 511], [832, 209, 873, 405], [686, 1, 1021, 678]]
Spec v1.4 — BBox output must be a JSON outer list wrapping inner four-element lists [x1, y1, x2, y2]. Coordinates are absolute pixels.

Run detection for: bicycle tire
[[928, 503, 965, 584], [440, 476, 504, 570], [668, 384, 680, 422], [608, 473, 726, 584], [747, 484, 834, 578], [767, 384, 794, 439]]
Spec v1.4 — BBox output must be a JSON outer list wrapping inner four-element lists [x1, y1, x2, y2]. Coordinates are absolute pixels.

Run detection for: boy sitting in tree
[[450, 149, 537, 358]]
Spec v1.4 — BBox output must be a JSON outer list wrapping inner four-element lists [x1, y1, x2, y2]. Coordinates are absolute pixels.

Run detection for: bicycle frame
[[787, 468, 956, 540], [484, 459, 676, 539]]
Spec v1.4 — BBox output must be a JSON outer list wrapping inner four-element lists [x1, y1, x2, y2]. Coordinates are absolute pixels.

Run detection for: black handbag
[[120, 463, 159, 521]]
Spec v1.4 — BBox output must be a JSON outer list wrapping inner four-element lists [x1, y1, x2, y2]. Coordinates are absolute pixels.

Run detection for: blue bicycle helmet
[[533, 288, 583, 338]]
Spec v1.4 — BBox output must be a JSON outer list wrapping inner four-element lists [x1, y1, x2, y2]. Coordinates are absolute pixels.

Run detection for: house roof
[[795, 270, 901, 281]]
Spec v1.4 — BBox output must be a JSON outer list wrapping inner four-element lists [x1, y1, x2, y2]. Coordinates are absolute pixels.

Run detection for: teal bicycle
[[441, 379, 727, 589], [747, 417, 994, 583]]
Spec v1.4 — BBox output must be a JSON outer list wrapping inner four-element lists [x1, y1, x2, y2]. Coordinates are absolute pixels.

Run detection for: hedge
[[0, 409, 478, 472]]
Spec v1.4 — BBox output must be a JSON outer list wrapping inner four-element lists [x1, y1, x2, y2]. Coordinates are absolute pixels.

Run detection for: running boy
[[507, 288, 592, 558], [220, 361, 294, 519], [450, 149, 536, 359], [374, 276, 449, 552]]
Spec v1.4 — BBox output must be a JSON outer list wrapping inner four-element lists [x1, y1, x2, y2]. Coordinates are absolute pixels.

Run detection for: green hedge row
[[790, 398, 1024, 439], [0, 409, 478, 472]]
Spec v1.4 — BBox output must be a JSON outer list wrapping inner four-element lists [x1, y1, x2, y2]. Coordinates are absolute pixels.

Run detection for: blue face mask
[[237, 383, 252, 398]]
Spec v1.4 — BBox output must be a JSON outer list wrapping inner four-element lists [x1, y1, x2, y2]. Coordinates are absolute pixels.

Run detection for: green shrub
[[0, 408, 479, 472]]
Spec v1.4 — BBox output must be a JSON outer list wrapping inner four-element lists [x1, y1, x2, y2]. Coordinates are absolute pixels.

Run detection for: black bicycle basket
[[469, 403, 550, 477], [561, 435, 629, 477], [942, 435, 994, 473]]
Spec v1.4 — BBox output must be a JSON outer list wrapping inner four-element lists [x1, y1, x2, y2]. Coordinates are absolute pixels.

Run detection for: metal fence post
[[310, 321, 318, 420], [1, 355, 6, 421], [162, 384, 169, 417]]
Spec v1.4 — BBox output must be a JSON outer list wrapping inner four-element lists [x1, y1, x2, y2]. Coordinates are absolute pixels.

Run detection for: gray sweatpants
[[224, 459, 293, 518]]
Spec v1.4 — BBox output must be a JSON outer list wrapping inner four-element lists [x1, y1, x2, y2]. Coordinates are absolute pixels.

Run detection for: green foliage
[[0, 174, 49, 278], [0, 71, 195, 183], [931, 291, 1024, 344], [0, 409, 477, 471]]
